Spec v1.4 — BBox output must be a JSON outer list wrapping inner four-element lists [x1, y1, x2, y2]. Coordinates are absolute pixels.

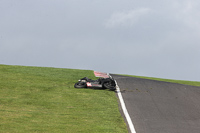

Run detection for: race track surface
[[111, 74, 200, 133]]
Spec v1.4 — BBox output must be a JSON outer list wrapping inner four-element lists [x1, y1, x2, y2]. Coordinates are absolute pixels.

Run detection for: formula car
[[74, 77, 116, 91]]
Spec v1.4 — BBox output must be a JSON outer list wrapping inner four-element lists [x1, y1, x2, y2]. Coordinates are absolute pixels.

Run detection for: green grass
[[122, 74, 200, 87], [0, 64, 128, 133]]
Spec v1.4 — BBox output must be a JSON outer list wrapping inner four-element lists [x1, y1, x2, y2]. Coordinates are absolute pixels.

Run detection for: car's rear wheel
[[103, 81, 116, 90]]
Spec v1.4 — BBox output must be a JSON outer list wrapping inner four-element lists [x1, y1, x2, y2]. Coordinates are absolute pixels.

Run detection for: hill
[[122, 74, 200, 87], [0, 64, 127, 133]]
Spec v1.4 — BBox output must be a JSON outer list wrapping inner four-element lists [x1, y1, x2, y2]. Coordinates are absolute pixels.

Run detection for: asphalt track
[[111, 74, 200, 133]]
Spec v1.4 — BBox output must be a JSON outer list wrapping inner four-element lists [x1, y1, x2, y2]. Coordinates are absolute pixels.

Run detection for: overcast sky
[[1, 0, 200, 81]]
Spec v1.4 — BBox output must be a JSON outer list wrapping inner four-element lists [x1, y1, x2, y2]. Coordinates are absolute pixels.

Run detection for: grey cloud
[[104, 8, 152, 28], [1, 0, 200, 81]]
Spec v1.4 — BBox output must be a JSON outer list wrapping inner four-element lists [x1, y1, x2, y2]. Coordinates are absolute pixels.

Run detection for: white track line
[[94, 72, 136, 132], [109, 74, 136, 133]]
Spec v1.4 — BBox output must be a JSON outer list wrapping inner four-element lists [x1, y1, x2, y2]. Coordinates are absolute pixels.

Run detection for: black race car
[[74, 77, 116, 91]]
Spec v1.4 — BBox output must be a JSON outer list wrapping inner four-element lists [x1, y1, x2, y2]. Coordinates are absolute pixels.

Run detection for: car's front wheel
[[74, 82, 87, 88]]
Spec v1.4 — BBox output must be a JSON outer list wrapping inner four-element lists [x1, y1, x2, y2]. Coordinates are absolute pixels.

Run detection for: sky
[[1, 0, 200, 81]]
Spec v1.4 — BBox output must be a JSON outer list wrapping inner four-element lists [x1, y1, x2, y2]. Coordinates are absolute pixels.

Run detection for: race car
[[74, 77, 116, 91]]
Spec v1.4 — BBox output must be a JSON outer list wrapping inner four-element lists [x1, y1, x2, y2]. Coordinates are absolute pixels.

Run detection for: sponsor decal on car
[[87, 82, 92, 87]]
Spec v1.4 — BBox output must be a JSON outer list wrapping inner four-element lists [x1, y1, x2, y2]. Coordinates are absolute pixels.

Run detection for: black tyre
[[103, 81, 115, 89], [74, 82, 87, 88]]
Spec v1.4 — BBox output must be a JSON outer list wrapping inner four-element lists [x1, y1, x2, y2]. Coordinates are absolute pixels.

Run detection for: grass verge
[[0, 64, 127, 133], [122, 74, 200, 87]]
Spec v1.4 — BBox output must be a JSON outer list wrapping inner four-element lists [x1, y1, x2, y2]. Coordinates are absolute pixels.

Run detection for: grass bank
[[0, 65, 127, 133], [122, 74, 200, 87]]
